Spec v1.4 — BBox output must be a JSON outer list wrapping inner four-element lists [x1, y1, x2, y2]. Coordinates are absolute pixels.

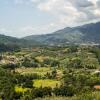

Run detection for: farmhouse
[[94, 85, 100, 90]]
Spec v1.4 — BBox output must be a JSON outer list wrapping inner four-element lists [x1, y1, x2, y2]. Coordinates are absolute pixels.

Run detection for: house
[[94, 85, 100, 90]]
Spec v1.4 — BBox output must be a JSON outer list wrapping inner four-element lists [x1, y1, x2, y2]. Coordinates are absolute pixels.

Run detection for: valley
[[0, 45, 100, 100], [0, 1, 100, 99]]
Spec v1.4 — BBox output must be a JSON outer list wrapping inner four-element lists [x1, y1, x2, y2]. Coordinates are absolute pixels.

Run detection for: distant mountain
[[1, 21, 100, 47], [0, 34, 21, 44], [0, 34, 40, 47], [24, 22, 100, 45]]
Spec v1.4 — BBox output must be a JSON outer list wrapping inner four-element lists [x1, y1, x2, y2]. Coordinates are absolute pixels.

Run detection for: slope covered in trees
[[24, 22, 100, 45], [0, 45, 100, 100]]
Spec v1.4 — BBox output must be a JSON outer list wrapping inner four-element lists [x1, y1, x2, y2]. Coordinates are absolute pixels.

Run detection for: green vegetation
[[0, 45, 100, 100], [15, 67, 51, 76], [33, 79, 60, 88]]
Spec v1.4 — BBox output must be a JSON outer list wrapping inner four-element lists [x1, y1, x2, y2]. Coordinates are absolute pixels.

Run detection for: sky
[[0, 0, 100, 38]]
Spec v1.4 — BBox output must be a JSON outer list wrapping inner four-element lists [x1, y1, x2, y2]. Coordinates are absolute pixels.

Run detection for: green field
[[15, 79, 61, 93], [15, 86, 29, 93], [15, 67, 51, 76], [1, 46, 100, 100], [33, 79, 61, 88]]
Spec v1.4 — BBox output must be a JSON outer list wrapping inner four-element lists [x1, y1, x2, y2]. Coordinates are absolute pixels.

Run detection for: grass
[[15, 67, 51, 76], [15, 86, 29, 93], [34, 92, 100, 100], [33, 79, 61, 88], [15, 79, 61, 93], [34, 96, 78, 100], [35, 56, 49, 62]]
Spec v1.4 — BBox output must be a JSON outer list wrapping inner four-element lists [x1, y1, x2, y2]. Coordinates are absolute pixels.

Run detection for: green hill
[[24, 22, 100, 45]]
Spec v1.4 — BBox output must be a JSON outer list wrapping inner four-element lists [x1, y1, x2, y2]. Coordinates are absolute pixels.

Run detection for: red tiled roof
[[94, 85, 100, 89]]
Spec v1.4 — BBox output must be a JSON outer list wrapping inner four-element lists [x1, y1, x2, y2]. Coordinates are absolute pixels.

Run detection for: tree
[[31, 87, 52, 98], [23, 80, 33, 88], [0, 54, 2, 61], [53, 85, 75, 96], [0, 68, 16, 100], [51, 70, 57, 79], [68, 58, 82, 68]]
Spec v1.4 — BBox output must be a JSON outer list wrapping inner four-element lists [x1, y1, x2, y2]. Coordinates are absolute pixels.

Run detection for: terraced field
[[33, 79, 61, 88]]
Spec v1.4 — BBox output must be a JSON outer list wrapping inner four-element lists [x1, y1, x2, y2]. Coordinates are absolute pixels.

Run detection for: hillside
[[0, 34, 41, 47], [1, 22, 100, 46], [24, 22, 100, 45]]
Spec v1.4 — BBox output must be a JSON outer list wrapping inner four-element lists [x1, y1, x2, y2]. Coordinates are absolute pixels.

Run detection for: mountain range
[[0, 34, 40, 47], [0, 21, 100, 46], [24, 22, 100, 45]]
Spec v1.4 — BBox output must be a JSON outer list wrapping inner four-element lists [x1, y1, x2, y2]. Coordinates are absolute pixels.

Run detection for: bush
[[53, 86, 75, 96], [31, 87, 52, 98]]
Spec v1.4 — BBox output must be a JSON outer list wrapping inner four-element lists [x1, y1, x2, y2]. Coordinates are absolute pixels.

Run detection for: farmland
[[15, 67, 51, 76], [33, 79, 61, 88], [0, 45, 100, 100]]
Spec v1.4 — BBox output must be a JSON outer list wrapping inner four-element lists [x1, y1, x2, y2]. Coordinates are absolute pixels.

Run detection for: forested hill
[[1, 21, 100, 47], [24, 22, 100, 45], [0, 34, 41, 47]]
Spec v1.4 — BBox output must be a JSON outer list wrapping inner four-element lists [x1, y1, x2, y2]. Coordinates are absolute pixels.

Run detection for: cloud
[[0, 24, 60, 37], [36, 0, 100, 26], [0, 28, 12, 34], [18, 23, 60, 37], [11, 0, 100, 37], [0, 28, 15, 37], [71, 0, 94, 8], [14, 0, 25, 4], [14, 0, 100, 26], [30, 0, 41, 3], [14, 0, 34, 5], [14, 0, 42, 5]]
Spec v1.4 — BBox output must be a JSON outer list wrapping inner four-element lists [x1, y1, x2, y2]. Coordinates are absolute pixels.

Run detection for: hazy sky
[[0, 0, 100, 37]]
